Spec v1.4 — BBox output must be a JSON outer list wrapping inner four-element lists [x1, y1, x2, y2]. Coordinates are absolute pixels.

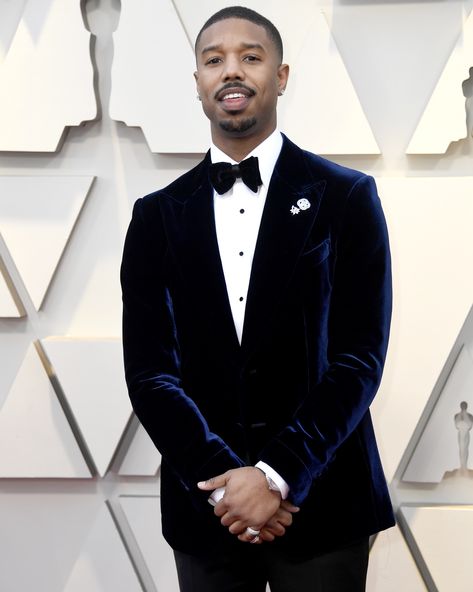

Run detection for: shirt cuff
[[255, 461, 290, 500]]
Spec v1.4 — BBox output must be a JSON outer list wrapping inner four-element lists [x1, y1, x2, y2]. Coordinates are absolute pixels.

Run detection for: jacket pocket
[[300, 238, 331, 266]]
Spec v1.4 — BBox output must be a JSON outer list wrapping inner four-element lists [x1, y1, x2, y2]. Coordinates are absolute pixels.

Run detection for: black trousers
[[174, 537, 369, 592]]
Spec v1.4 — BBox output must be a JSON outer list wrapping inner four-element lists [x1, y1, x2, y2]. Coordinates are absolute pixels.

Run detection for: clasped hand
[[198, 467, 299, 544]]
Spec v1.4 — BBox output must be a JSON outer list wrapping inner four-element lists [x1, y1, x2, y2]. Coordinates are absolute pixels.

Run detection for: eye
[[243, 55, 260, 62], [205, 56, 222, 65]]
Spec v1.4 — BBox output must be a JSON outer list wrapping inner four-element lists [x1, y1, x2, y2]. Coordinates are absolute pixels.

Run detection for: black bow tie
[[209, 156, 263, 195]]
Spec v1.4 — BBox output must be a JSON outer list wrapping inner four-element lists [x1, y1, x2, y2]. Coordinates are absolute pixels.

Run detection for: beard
[[219, 116, 257, 134]]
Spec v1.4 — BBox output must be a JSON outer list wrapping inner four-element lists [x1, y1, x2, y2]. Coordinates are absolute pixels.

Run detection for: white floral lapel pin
[[290, 197, 311, 215]]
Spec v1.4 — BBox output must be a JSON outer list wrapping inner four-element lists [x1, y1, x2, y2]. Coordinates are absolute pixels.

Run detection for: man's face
[[194, 18, 288, 147]]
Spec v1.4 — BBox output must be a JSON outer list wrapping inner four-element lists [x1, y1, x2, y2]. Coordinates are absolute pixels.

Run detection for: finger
[[197, 473, 227, 491], [213, 500, 227, 518], [273, 506, 296, 524], [277, 516, 292, 528], [259, 529, 275, 542], [263, 519, 285, 537], [228, 520, 247, 535], [274, 511, 293, 528], [220, 511, 239, 527], [270, 525, 286, 537], [280, 500, 300, 513]]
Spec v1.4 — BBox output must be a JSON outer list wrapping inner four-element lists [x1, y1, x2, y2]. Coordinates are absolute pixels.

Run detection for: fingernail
[[197, 481, 205, 488]]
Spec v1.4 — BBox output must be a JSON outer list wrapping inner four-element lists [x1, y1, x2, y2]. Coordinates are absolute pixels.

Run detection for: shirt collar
[[210, 129, 283, 189]]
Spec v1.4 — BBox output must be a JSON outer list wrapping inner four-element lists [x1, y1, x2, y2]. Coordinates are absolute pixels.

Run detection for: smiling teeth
[[223, 93, 245, 100]]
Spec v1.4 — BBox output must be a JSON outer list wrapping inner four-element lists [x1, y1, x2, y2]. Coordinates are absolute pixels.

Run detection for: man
[[121, 6, 394, 591]]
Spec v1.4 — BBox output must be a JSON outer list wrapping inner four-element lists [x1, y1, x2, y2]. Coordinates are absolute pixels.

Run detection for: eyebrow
[[200, 42, 266, 55]]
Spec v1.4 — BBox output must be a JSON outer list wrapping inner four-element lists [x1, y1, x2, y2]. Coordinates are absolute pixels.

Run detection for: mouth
[[216, 85, 255, 112]]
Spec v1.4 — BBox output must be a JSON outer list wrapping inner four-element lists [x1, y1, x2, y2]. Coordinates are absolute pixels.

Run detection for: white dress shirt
[[209, 130, 289, 503], [212, 129, 282, 343]]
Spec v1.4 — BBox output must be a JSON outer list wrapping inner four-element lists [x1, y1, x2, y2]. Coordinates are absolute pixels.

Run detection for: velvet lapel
[[175, 154, 241, 355], [241, 136, 326, 358]]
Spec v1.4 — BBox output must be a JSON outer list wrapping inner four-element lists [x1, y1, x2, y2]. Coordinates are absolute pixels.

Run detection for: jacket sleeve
[[120, 197, 244, 499], [258, 175, 392, 505]]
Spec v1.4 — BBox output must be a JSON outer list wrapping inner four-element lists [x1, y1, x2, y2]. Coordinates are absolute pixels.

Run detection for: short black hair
[[195, 6, 283, 63]]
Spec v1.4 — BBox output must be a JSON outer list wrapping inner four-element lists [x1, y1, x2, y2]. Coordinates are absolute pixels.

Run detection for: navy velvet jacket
[[121, 135, 395, 556]]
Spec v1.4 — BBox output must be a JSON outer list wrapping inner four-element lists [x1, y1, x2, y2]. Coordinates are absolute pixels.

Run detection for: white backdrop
[[0, 0, 472, 590]]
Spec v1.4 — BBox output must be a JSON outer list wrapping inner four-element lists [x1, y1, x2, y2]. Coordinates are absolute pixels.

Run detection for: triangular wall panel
[[278, 10, 379, 154], [403, 345, 473, 483], [0, 1, 27, 59], [40, 338, 133, 477], [118, 422, 161, 477], [63, 503, 143, 592], [367, 526, 426, 592], [119, 496, 179, 592], [407, 11, 473, 153], [0, 258, 24, 317], [372, 177, 473, 481], [0, 0, 96, 151], [0, 176, 94, 310], [0, 343, 90, 478], [110, 0, 209, 152], [401, 505, 473, 592]]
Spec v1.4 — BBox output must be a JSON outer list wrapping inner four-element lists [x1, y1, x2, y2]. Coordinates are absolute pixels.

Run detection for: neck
[[211, 127, 275, 162]]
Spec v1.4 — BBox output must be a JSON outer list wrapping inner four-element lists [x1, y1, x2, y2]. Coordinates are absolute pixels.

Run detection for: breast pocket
[[300, 238, 331, 266]]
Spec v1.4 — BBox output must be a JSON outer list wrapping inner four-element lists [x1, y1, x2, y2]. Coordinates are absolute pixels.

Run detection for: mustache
[[214, 82, 256, 100]]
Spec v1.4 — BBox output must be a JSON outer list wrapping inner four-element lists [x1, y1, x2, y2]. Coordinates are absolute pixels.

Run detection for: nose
[[222, 55, 244, 81]]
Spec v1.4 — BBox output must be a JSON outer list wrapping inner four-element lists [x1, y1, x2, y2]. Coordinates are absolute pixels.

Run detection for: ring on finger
[[246, 527, 260, 537]]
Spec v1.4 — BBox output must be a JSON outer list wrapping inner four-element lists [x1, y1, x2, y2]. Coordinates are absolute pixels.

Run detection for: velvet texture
[[120, 135, 395, 557]]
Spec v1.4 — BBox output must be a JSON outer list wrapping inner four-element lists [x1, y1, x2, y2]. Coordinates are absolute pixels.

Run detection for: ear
[[194, 70, 200, 94], [277, 63, 289, 95]]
